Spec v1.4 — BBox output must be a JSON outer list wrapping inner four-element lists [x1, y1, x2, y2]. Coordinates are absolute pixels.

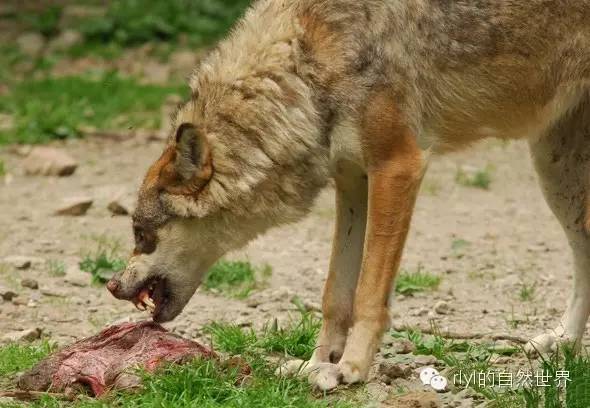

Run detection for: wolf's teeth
[[135, 302, 146, 311], [143, 296, 156, 309]]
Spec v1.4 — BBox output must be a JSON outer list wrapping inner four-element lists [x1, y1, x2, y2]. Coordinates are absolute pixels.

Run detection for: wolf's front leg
[[311, 91, 427, 390], [277, 161, 367, 384]]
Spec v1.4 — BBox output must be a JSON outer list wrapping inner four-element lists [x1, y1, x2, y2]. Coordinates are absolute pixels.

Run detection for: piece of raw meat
[[18, 321, 217, 396]]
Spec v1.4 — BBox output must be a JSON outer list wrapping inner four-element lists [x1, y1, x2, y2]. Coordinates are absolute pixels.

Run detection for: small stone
[[142, 61, 170, 84], [393, 338, 416, 354], [16, 32, 44, 57], [366, 382, 389, 402], [41, 289, 66, 297], [48, 29, 82, 51], [64, 265, 89, 287], [414, 355, 438, 366], [379, 361, 413, 383], [413, 307, 429, 316], [494, 356, 514, 365], [434, 301, 450, 315], [107, 200, 130, 216], [3, 255, 34, 269], [12, 298, 28, 306], [246, 298, 262, 308], [0, 286, 17, 301], [385, 391, 441, 408], [23, 147, 78, 177], [2, 328, 42, 343], [301, 299, 321, 312], [55, 197, 93, 216], [21, 279, 39, 290]]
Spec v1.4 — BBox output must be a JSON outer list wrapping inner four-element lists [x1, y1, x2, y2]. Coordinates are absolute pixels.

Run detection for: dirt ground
[[0, 136, 580, 406]]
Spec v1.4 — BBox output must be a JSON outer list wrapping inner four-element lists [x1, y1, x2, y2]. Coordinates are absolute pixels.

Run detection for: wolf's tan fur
[[108, 0, 590, 390]]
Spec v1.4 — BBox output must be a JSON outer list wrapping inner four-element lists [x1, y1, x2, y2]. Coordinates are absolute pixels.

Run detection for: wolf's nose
[[106, 279, 120, 295]]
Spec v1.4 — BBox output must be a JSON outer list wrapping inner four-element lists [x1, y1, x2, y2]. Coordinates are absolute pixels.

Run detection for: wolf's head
[[104, 4, 333, 321], [106, 87, 328, 322]]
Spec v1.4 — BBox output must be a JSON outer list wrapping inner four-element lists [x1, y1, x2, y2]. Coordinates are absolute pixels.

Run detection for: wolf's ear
[[166, 123, 212, 194]]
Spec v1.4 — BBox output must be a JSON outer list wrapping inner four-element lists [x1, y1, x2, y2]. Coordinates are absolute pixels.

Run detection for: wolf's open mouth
[[133, 277, 169, 319]]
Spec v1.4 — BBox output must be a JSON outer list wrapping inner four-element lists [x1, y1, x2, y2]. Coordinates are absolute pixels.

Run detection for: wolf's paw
[[307, 361, 367, 391], [275, 359, 313, 377], [308, 363, 342, 391], [525, 330, 577, 356]]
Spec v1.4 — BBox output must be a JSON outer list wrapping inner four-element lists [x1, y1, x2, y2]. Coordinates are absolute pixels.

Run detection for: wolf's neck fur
[[164, 0, 331, 228]]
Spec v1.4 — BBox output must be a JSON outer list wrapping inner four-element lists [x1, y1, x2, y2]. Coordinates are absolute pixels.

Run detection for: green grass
[[78, 0, 251, 49], [0, 74, 185, 144], [393, 328, 590, 407], [519, 283, 536, 302], [455, 166, 493, 190], [18, 5, 63, 38], [392, 329, 520, 402], [0, 159, 5, 177], [0, 313, 353, 408], [205, 307, 321, 361], [79, 236, 126, 285], [203, 260, 272, 299], [395, 267, 441, 295], [47, 260, 66, 277], [0, 340, 55, 378], [451, 238, 470, 258]]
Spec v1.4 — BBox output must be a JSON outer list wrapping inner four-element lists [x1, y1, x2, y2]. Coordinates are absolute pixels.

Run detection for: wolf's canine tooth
[[141, 294, 156, 310]]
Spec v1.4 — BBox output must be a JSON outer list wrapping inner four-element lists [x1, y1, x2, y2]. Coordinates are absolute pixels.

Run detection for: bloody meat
[[18, 321, 217, 396]]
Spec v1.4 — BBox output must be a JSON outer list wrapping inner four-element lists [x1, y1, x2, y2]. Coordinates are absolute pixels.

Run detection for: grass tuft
[[0, 159, 5, 177], [0, 341, 55, 378], [79, 0, 251, 49], [0, 74, 184, 144], [395, 267, 441, 295], [79, 236, 126, 285], [455, 166, 493, 190], [518, 283, 536, 302], [203, 260, 272, 298], [47, 260, 66, 277], [205, 309, 321, 361]]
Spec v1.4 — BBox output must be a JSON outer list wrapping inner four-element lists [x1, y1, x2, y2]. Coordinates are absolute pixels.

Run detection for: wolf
[[106, 0, 590, 390]]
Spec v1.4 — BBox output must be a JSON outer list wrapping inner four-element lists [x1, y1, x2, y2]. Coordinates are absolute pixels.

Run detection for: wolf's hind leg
[[526, 93, 590, 355]]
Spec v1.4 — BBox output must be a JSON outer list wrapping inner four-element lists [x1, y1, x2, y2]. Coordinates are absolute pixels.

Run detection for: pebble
[[2, 327, 42, 343], [16, 32, 44, 57], [65, 266, 89, 287], [0, 287, 17, 301], [107, 200, 130, 216], [393, 338, 416, 354], [55, 197, 93, 216], [378, 361, 413, 383], [23, 147, 78, 177], [434, 301, 450, 315], [21, 279, 39, 290], [413, 355, 438, 366], [3, 255, 38, 269], [48, 29, 82, 51], [41, 289, 67, 298], [365, 382, 390, 402], [385, 391, 442, 407]]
